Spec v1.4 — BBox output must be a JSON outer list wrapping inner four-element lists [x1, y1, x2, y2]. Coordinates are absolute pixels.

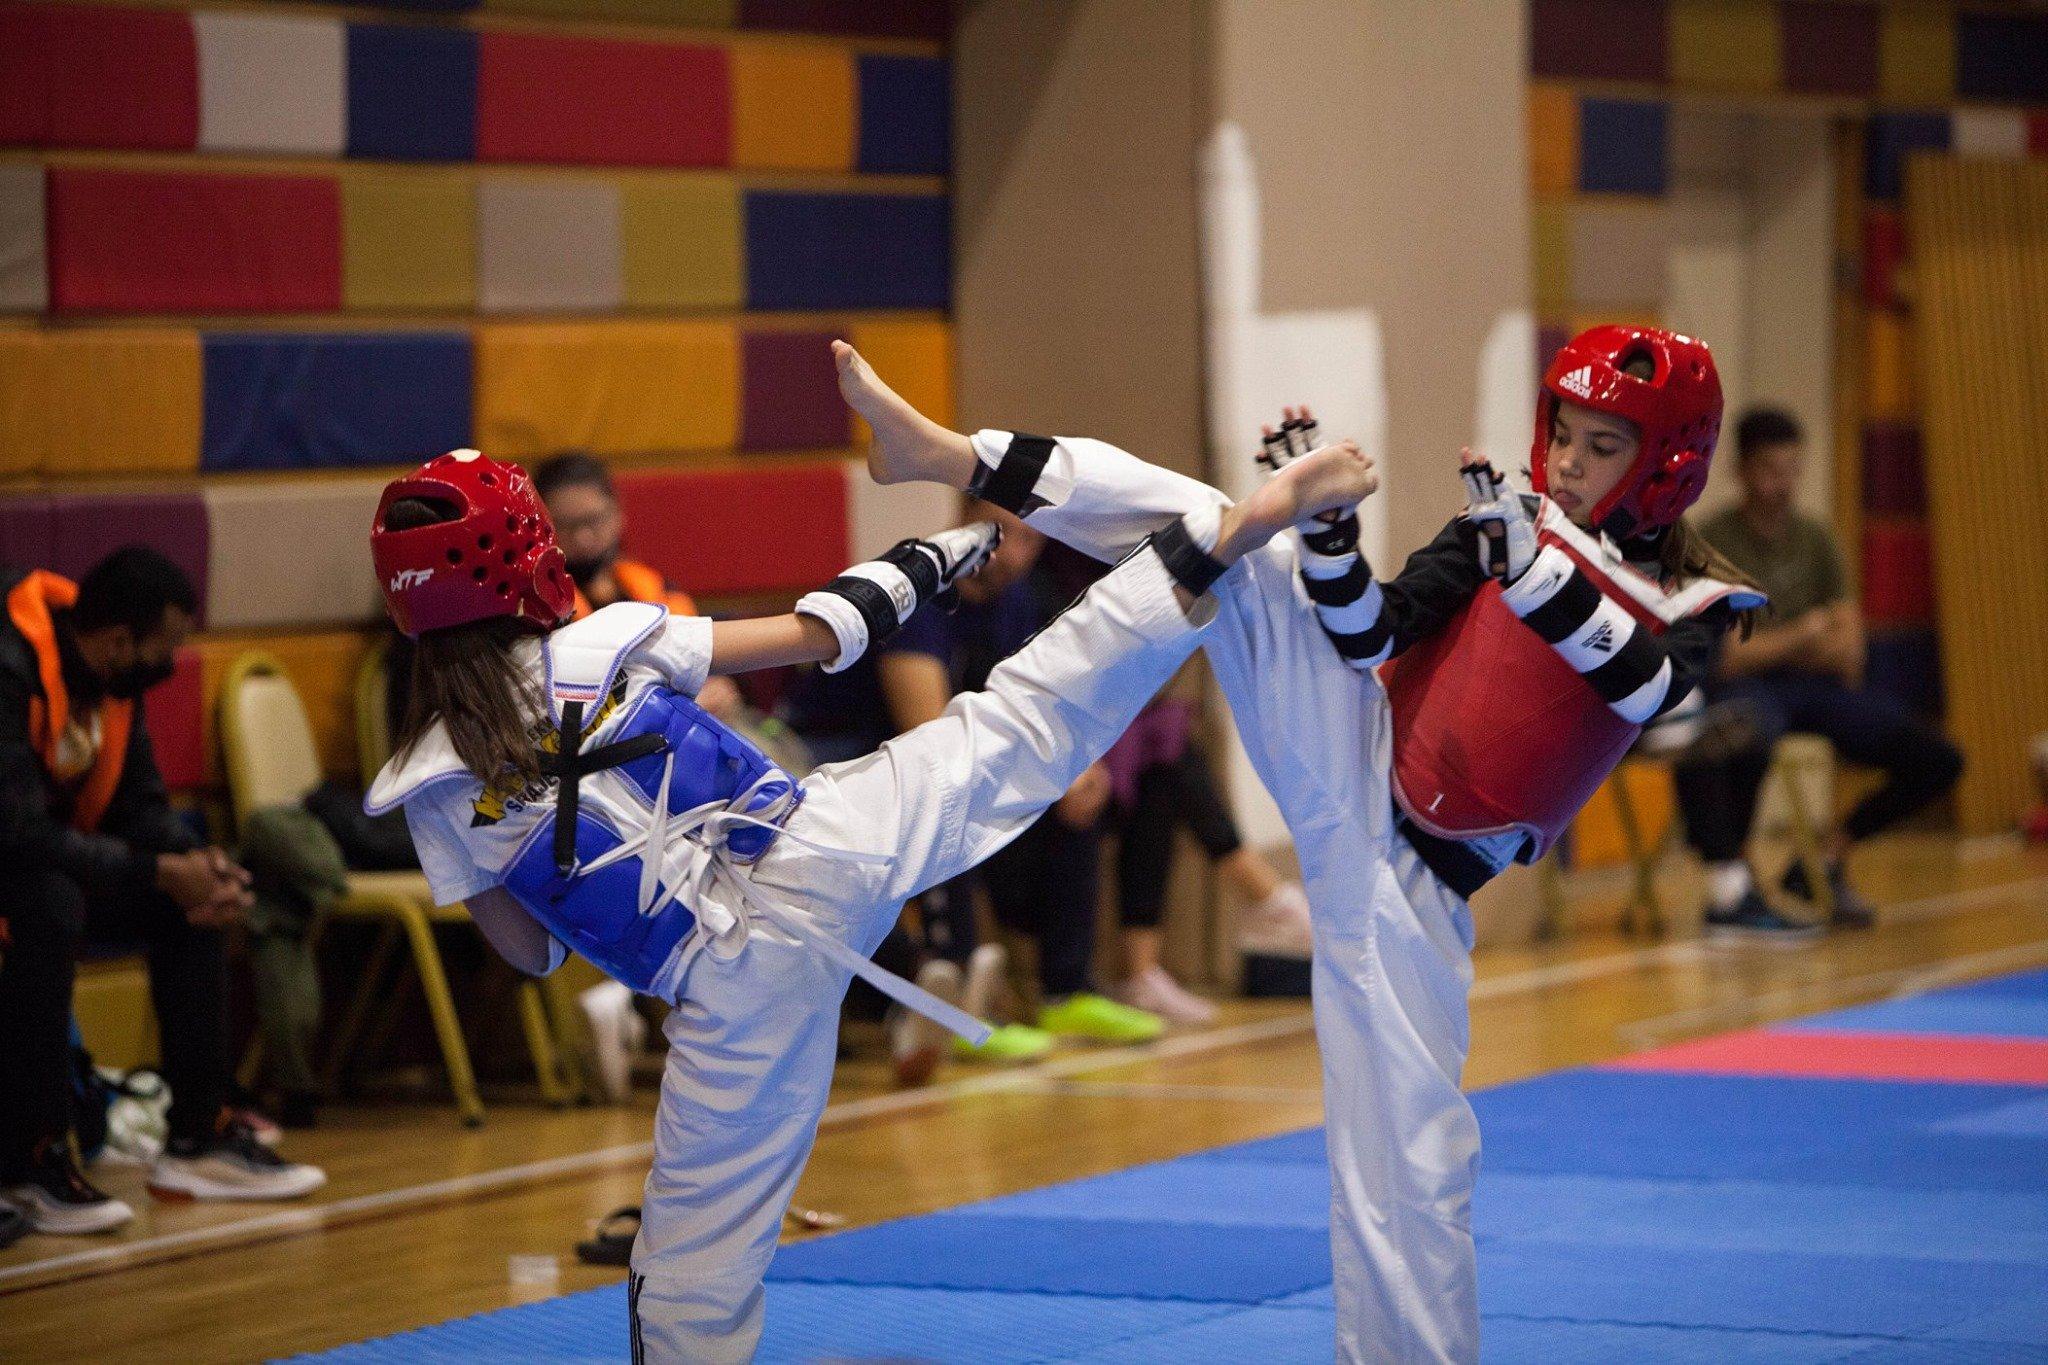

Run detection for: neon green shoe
[[1037, 993, 1164, 1045], [952, 1023, 1056, 1064]]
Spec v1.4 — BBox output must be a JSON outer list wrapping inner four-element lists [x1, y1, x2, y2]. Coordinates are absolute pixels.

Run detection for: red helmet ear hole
[[479, 472, 496, 487], [478, 534, 493, 551], [505, 515, 518, 532], [502, 550, 516, 565], [446, 548, 462, 564], [495, 583, 512, 597], [471, 567, 487, 583]]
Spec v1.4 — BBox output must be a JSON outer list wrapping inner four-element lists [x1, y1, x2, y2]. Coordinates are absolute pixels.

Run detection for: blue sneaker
[[1704, 889, 1822, 947]]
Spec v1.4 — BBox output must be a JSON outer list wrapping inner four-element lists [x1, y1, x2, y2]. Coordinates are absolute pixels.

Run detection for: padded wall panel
[[143, 649, 206, 791], [1955, 13, 2048, 104], [846, 319, 952, 434], [1862, 421, 1925, 516], [47, 168, 342, 314], [47, 493, 210, 622], [0, 336, 48, 477], [204, 478, 387, 629], [1865, 112, 1951, 201], [1529, 0, 1668, 83], [740, 330, 847, 451], [1864, 309, 1912, 421], [0, 497, 55, 570], [621, 177, 744, 310], [477, 178, 623, 313], [745, 192, 948, 310], [0, 4, 198, 151], [1527, 85, 1579, 199], [856, 55, 948, 176], [1879, 7, 1954, 106], [201, 332, 471, 473], [1669, 0, 1781, 93], [485, 0, 734, 22], [1861, 519, 1934, 624], [1778, 1, 1878, 97], [196, 631, 374, 783], [474, 322, 738, 457], [1862, 206, 1904, 308], [478, 32, 730, 168], [1531, 201, 1572, 310], [739, 0, 949, 41], [41, 330, 203, 477], [2032, 115, 2048, 156], [1950, 109, 2028, 161], [195, 12, 346, 155], [1577, 99, 1667, 196], [346, 23, 477, 162], [732, 43, 854, 172], [342, 169, 476, 311], [1567, 201, 1668, 307], [1864, 626, 1942, 716], [614, 464, 846, 596], [0, 165, 47, 312], [844, 459, 956, 563]]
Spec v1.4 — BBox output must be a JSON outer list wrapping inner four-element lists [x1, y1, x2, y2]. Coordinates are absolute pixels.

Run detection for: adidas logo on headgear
[[1557, 366, 1595, 399]]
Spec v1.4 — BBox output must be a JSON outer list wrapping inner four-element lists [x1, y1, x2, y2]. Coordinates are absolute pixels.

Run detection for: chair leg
[[1535, 850, 1569, 942], [321, 920, 400, 1096], [516, 981, 573, 1107], [1777, 758, 1835, 921], [539, 971, 592, 1102], [1612, 775, 1665, 937], [395, 906, 486, 1128]]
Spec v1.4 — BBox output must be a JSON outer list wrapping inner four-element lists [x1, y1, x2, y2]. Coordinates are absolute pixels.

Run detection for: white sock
[[1706, 861, 1753, 910]]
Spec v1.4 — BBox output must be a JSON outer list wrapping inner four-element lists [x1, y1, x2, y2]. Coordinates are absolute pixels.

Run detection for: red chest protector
[[1378, 505, 1755, 860]]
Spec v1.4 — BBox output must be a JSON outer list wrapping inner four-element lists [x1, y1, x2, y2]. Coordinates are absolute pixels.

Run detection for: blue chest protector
[[498, 605, 797, 996]]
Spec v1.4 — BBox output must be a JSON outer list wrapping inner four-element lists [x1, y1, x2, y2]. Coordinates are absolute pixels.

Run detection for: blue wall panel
[[202, 332, 473, 472]]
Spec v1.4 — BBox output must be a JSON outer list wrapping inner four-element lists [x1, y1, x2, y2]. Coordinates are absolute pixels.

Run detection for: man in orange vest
[[0, 548, 325, 1237]]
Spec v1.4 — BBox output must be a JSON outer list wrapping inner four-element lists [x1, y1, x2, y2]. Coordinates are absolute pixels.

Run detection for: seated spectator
[[0, 549, 325, 1236], [1675, 409, 1964, 941]]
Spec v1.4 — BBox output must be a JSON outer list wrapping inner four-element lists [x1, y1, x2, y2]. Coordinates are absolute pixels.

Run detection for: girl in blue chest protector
[[364, 434, 1372, 1361]]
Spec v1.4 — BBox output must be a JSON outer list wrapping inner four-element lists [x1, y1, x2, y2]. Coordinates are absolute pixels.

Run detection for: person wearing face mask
[[0, 548, 326, 1238]]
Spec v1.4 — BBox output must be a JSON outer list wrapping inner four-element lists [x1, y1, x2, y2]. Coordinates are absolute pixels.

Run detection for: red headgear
[[1531, 325, 1723, 538], [372, 450, 575, 638]]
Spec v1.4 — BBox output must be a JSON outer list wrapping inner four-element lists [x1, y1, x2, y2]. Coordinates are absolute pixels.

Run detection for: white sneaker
[[579, 979, 645, 1103], [148, 1125, 326, 1203], [4, 1143, 134, 1234], [889, 959, 962, 1087], [960, 942, 1010, 1022], [1116, 966, 1218, 1026], [1238, 882, 1314, 959]]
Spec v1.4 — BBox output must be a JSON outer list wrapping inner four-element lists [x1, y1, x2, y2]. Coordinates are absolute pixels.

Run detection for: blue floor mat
[[298, 968, 2048, 1363]]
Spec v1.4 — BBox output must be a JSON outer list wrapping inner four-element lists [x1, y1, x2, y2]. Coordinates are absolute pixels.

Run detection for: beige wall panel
[[205, 478, 388, 629]]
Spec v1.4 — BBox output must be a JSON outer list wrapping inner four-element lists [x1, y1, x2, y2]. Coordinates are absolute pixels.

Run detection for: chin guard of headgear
[[372, 450, 576, 638], [1532, 325, 1722, 539]]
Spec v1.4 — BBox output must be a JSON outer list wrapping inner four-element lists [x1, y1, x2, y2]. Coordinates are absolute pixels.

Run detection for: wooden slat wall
[[1904, 157, 2048, 834]]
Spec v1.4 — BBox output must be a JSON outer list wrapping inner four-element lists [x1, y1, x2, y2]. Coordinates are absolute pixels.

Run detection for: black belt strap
[[541, 699, 667, 873]]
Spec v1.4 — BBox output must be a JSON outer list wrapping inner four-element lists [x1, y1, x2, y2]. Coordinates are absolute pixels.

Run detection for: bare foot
[[1214, 441, 1376, 564], [832, 340, 979, 488]]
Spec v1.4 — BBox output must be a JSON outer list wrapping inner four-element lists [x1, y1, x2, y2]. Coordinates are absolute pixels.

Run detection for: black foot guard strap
[[1149, 516, 1227, 597], [967, 432, 1053, 516]]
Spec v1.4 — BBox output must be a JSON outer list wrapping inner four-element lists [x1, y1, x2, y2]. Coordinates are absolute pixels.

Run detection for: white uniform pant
[[629, 544, 1212, 1363], [1005, 434, 1482, 1364]]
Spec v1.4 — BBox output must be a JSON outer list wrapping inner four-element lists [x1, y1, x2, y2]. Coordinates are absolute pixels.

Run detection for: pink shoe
[[1238, 882, 1313, 959], [1116, 966, 1218, 1026]]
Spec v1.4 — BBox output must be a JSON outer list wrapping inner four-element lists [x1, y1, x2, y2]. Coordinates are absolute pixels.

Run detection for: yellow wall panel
[[342, 168, 476, 313], [1531, 200, 1573, 311], [621, 176, 743, 311], [475, 321, 739, 458], [43, 330, 202, 477], [1528, 84, 1579, 199], [1880, 5, 1955, 106], [0, 333, 52, 477], [1670, 0, 1781, 94], [731, 42, 856, 172], [1864, 307, 1912, 420], [847, 319, 954, 438], [1569, 761, 1675, 869]]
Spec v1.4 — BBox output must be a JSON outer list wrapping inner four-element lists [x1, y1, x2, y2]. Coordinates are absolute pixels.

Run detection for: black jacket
[[0, 566, 197, 900]]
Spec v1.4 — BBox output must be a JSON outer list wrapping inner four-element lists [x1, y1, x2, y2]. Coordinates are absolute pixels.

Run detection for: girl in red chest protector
[[834, 325, 1762, 1364]]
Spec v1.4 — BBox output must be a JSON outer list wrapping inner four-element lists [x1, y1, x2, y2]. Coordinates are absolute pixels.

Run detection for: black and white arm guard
[[796, 522, 1001, 673], [1499, 544, 1681, 724], [1262, 414, 1387, 668]]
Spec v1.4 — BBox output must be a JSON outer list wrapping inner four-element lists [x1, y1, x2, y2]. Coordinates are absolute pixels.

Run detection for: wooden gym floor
[[2, 833, 2044, 1363]]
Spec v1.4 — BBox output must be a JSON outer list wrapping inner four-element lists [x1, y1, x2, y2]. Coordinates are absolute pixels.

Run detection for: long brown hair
[[1658, 514, 1760, 638], [385, 497, 547, 784]]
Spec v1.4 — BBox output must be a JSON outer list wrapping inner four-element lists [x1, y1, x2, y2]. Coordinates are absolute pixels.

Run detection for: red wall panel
[[615, 464, 846, 598], [48, 168, 342, 314], [0, 4, 197, 151], [478, 32, 730, 168]]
